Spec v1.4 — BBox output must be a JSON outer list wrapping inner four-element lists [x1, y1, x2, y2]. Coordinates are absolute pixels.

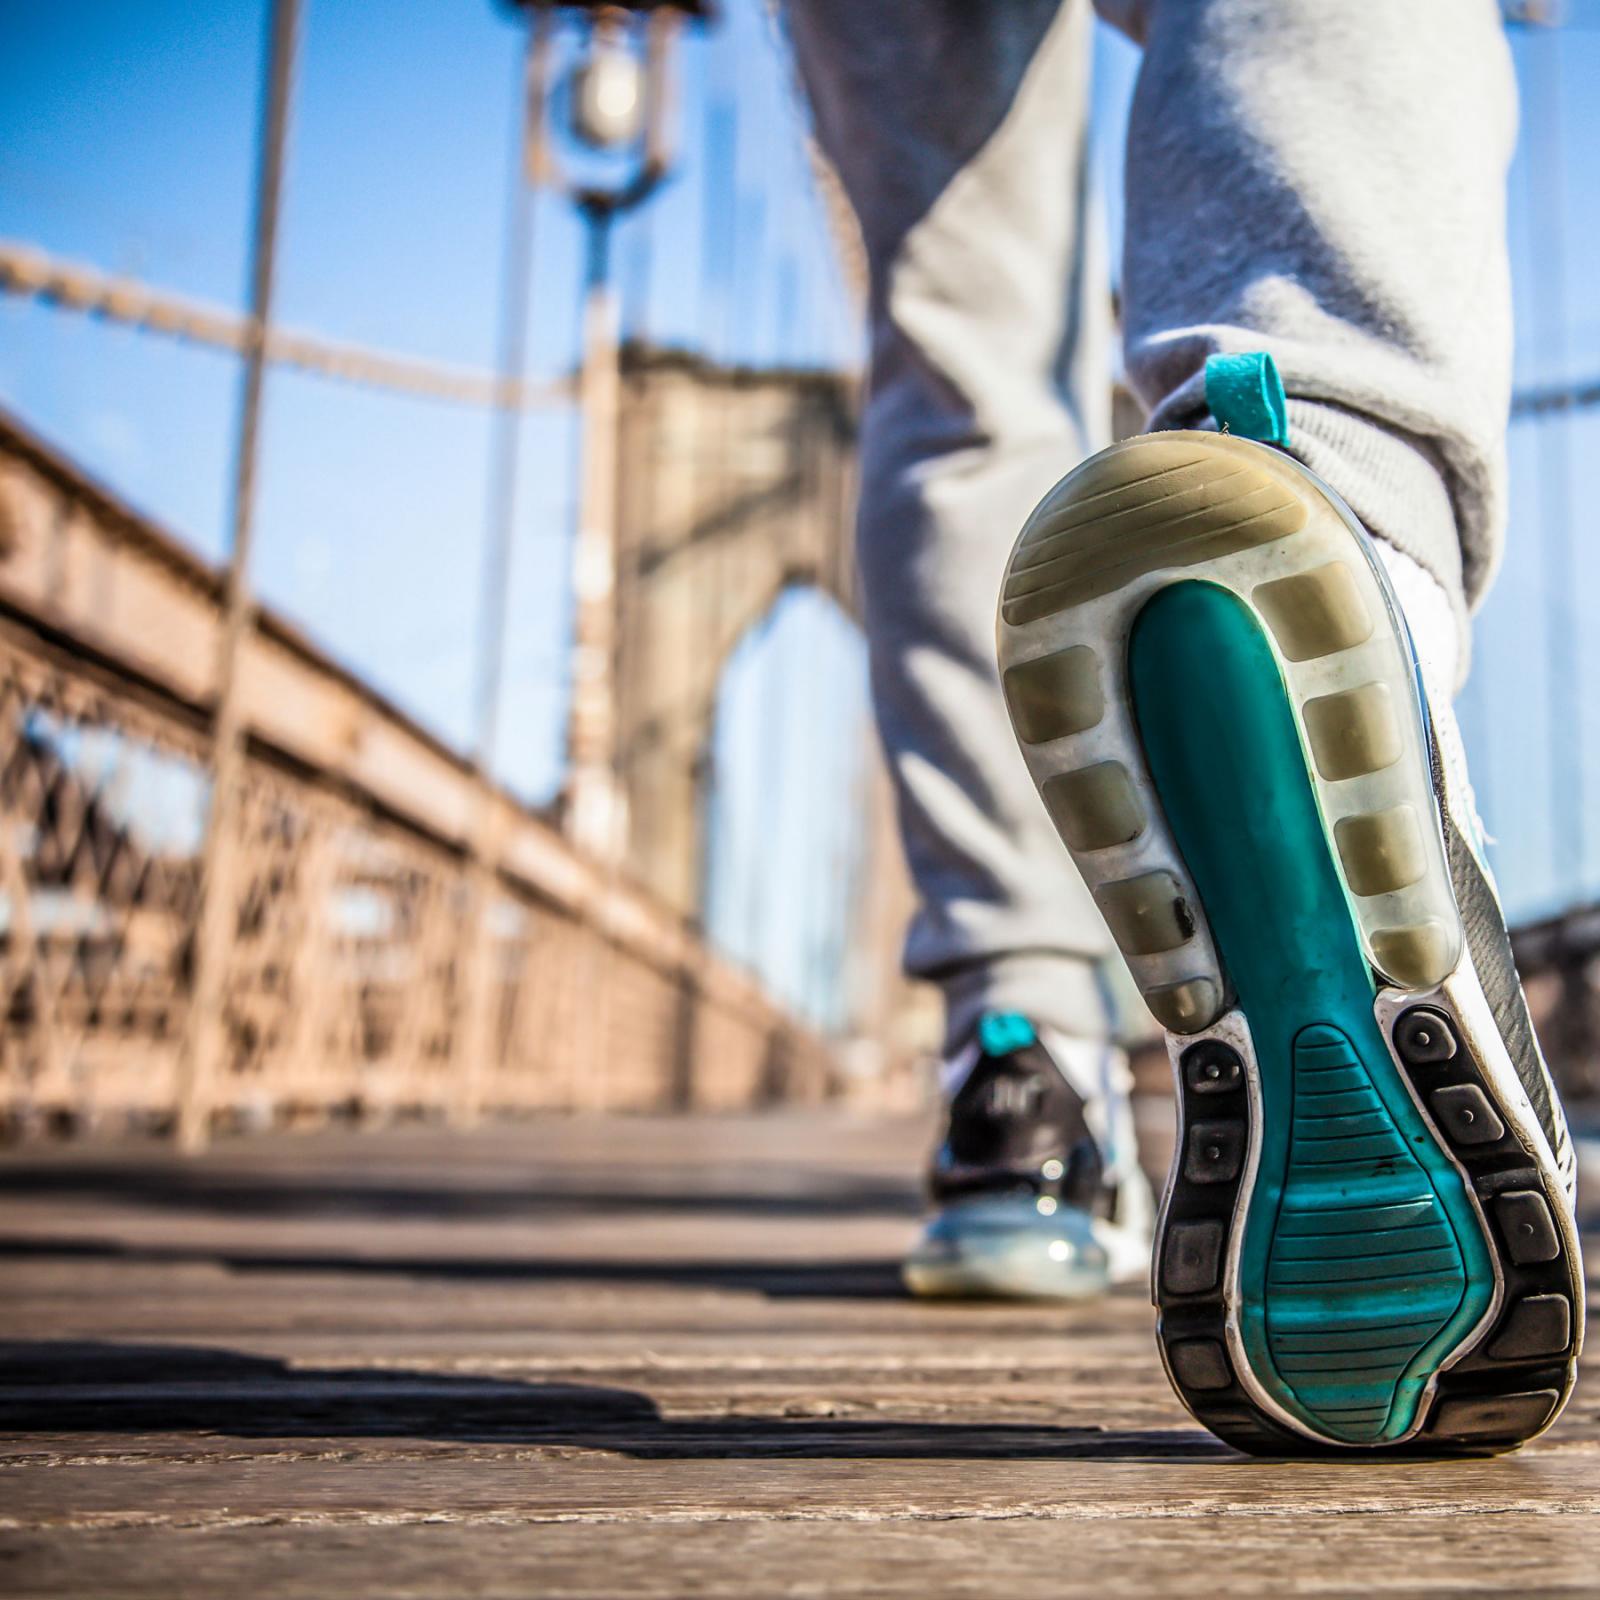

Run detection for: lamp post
[[504, 0, 708, 863], [458, 1, 704, 1123]]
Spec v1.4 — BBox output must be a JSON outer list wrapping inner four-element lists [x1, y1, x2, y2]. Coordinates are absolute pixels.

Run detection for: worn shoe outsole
[[997, 431, 1584, 1453]]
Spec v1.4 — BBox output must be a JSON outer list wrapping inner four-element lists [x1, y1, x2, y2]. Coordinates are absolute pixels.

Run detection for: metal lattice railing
[[0, 409, 837, 1135]]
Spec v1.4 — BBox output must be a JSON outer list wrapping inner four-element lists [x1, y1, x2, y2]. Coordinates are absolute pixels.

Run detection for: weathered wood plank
[[5, 1449, 1600, 1520], [0, 1112, 1594, 1596], [5, 1513, 1600, 1600]]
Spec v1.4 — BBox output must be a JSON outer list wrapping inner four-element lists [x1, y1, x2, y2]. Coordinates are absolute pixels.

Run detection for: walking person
[[789, 0, 1582, 1453]]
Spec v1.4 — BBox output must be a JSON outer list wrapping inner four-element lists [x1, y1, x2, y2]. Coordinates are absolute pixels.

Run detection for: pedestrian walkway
[[1, 1111, 1596, 1595]]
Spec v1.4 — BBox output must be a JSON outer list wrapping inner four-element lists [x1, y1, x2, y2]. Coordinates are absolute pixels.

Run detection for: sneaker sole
[[997, 432, 1584, 1453], [902, 1191, 1152, 1301]]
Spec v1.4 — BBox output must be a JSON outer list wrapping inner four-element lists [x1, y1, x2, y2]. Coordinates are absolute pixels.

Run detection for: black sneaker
[[902, 1012, 1153, 1299]]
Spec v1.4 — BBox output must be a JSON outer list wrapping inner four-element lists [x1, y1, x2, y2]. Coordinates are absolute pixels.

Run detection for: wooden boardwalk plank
[[0, 1112, 1595, 1597]]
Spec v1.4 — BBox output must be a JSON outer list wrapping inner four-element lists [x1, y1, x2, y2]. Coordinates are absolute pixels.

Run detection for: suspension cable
[[0, 240, 571, 412]]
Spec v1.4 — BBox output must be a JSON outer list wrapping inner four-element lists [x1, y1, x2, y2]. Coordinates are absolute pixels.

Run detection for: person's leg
[[788, 0, 1151, 1298], [786, 0, 1116, 1060], [1106, 0, 1515, 654]]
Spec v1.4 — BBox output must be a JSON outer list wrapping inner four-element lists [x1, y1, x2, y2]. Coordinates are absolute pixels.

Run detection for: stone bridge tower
[[608, 346, 931, 1071], [611, 345, 858, 916]]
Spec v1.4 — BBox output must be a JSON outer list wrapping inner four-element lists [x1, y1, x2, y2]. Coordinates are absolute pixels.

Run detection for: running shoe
[[903, 1011, 1152, 1299], [997, 428, 1583, 1452]]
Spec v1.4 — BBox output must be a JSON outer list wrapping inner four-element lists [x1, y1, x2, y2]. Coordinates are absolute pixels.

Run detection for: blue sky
[[2, 5, 1599, 1027], [1465, 22, 1600, 919]]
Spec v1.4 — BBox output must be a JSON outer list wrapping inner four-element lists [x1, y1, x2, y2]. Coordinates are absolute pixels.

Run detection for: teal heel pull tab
[[1205, 352, 1290, 446], [978, 1012, 1037, 1057]]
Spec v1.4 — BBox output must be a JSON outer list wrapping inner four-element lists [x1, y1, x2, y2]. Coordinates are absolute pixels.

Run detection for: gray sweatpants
[[787, 0, 1518, 1053]]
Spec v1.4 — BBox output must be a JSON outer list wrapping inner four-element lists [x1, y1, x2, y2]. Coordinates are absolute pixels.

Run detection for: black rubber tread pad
[[1430, 1390, 1560, 1441], [1392, 1006, 1457, 1065], [1168, 1339, 1232, 1392], [1496, 1191, 1561, 1266], [1183, 1121, 1246, 1185], [1487, 1295, 1572, 1362], [1163, 1220, 1224, 1296], [1429, 1084, 1506, 1146], [1185, 1045, 1243, 1094]]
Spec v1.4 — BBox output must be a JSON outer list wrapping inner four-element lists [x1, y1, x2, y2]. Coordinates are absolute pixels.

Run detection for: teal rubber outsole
[[1129, 581, 1496, 1446]]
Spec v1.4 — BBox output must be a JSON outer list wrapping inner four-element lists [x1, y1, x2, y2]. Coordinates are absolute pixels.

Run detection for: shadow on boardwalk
[[0, 1339, 1230, 1462], [0, 1234, 909, 1298], [0, 1163, 924, 1222]]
